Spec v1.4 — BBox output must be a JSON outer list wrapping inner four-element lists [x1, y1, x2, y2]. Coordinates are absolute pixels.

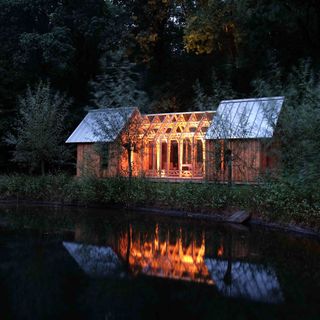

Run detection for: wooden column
[[156, 141, 160, 176], [202, 139, 206, 177], [179, 139, 183, 177], [167, 141, 171, 177], [153, 142, 157, 176], [191, 139, 195, 177], [140, 142, 145, 175]]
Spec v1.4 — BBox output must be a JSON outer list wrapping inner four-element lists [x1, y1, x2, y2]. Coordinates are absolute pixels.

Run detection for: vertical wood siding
[[205, 139, 278, 183]]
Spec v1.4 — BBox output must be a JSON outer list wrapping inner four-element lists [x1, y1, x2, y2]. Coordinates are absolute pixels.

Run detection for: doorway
[[170, 140, 179, 170]]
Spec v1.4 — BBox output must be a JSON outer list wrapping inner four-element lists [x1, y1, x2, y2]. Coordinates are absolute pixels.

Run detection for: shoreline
[[0, 199, 319, 240]]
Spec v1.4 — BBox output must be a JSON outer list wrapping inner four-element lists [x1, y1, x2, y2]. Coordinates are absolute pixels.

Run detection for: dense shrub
[[253, 179, 320, 225], [0, 175, 319, 228]]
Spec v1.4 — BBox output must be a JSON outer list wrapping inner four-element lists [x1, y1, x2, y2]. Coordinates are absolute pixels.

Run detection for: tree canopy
[[0, 0, 320, 176], [5, 81, 71, 174]]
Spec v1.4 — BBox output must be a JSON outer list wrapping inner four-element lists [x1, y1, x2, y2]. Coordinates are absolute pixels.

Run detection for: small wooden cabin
[[66, 97, 284, 183], [205, 97, 284, 182]]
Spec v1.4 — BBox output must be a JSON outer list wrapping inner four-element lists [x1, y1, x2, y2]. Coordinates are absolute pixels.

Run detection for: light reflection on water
[[65, 222, 283, 303], [0, 204, 320, 320]]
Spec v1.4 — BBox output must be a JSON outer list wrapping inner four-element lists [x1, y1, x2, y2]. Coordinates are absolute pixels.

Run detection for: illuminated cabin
[[66, 97, 284, 183]]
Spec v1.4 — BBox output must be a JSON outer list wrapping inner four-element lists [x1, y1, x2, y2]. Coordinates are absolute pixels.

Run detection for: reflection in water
[[206, 259, 283, 303], [119, 225, 213, 284], [67, 222, 283, 303], [63, 242, 122, 277], [1, 205, 320, 319]]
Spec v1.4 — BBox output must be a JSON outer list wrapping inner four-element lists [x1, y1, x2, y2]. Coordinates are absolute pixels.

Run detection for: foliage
[[253, 179, 320, 226], [90, 50, 149, 111], [193, 70, 235, 110], [1, 0, 320, 115], [5, 81, 71, 174], [115, 0, 174, 64], [1, 0, 320, 178], [0, 0, 121, 172], [253, 60, 320, 186], [184, 0, 239, 56], [0, 0, 115, 106], [0, 175, 319, 229], [192, 79, 212, 111]]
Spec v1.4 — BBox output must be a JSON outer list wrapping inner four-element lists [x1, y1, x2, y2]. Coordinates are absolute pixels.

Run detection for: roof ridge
[[220, 96, 285, 104], [88, 107, 137, 113], [144, 110, 216, 116]]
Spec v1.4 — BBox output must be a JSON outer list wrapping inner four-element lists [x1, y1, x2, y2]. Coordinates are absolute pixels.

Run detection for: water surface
[[0, 204, 319, 320]]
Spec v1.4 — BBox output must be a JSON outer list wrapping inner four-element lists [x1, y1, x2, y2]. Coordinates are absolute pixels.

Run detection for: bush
[[253, 179, 320, 226], [0, 174, 319, 228]]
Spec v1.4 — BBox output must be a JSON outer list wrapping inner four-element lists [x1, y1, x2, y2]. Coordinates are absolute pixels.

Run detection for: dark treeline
[[1, 0, 320, 175]]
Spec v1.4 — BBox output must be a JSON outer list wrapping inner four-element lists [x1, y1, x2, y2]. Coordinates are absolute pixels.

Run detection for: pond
[[0, 204, 319, 320]]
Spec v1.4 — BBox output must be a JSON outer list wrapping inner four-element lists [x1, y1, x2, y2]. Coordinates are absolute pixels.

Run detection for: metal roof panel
[[205, 97, 284, 139], [66, 107, 136, 143]]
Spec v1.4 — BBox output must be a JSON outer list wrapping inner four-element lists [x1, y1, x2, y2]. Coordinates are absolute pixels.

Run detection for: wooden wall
[[76, 143, 144, 178], [76, 143, 122, 178], [76, 139, 279, 182], [205, 139, 279, 183], [76, 144, 100, 177]]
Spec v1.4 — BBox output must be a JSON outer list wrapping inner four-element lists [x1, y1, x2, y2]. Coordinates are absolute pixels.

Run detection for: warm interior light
[[217, 245, 224, 257], [142, 112, 213, 178], [119, 224, 214, 284]]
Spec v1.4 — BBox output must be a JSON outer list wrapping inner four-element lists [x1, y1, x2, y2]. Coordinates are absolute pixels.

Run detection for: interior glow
[[119, 224, 214, 284], [142, 111, 214, 178]]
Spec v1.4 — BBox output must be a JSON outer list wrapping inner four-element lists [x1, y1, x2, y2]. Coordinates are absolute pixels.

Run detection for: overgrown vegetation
[[0, 175, 319, 230]]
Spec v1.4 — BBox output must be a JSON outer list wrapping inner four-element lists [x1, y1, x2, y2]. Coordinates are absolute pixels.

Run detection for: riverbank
[[0, 199, 319, 240], [0, 174, 319, 234]]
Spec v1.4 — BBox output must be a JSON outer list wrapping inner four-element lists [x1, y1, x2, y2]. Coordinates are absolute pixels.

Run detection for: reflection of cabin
[[66, 222, 283, 303], [66, 97, 284, 183], [118, 225, 214, 284]]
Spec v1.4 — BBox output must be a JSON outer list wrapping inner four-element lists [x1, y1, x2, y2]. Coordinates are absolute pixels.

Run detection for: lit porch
[[141, 111, 215, 179]]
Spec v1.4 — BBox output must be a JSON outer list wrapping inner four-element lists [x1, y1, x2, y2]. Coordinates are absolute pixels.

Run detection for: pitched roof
[[66, 107, 137, 143], [206, 97, 284, 139]]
